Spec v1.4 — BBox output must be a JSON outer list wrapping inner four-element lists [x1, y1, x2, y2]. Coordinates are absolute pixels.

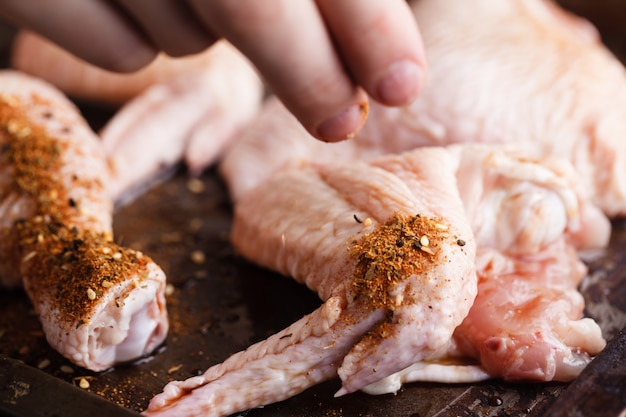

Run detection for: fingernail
[[315, 102, 369, 142], [376, 60, 423, 106]]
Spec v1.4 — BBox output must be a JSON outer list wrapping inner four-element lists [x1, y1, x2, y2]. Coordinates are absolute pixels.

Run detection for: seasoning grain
[[186, 178, 205, 194], [60, 365, 74, 374], [167, 364, 184, 374], [86, 288, 97, 300], [188, 218, 203, 233], [37, 358, 51, 369], [79, 378, 90, 389], [190, 250, 206, 265]]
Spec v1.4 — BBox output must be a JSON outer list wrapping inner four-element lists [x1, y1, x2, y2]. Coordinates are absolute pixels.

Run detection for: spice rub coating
[[0, 71, 168, 371]]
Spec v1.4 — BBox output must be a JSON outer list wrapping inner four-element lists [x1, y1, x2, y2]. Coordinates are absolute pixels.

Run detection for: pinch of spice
[[349, 213, 449, 311]]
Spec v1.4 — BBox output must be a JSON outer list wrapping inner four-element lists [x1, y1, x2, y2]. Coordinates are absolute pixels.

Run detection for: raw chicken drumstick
[[144, 147, 478, 417], [0, 71, 168, 371]]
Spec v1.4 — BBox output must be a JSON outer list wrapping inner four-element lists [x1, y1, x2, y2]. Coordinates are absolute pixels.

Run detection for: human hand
[[0, 0, 426, 142]]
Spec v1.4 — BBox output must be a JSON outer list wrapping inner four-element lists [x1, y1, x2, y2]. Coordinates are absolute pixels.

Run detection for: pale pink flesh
[[456, 242, 605, 382], [449, 145, 608, 382]]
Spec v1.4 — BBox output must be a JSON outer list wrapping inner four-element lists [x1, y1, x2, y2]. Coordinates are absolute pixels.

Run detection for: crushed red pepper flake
[[0, 96, 150, 326], [349, 213, 453, 312]]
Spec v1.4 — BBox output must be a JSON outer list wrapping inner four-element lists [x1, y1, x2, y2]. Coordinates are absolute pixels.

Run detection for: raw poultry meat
[[7, 0, 620, 412], [366, 145, 610, 391], [0, 70, 168, 371], [144, 146, 478, 417], [146, 143, 609, 416], [10, 32, 264, 202], [450, 147, 609, 382], [98, 40, 263, 201], [143, 0, 619, 412]]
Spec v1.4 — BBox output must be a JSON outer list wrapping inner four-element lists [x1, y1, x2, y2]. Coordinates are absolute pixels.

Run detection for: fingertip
[[374, 59, 425, 107], [313, 100, 369, 143]]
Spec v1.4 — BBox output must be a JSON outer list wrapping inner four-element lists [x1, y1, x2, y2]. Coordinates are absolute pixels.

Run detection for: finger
[[0, 0, 157, 72], [187, 0, 368, 142], [112, 0, 216, 57], [317, 0, 426, 106]]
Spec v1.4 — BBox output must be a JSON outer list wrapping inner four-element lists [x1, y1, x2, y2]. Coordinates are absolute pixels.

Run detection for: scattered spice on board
[[37, 358, 51, 369], [60, 365, 74, 374], [190, 250, 206, 265]]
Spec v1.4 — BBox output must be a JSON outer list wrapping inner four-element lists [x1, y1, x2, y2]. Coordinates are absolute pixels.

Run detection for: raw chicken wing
[[99, 41, 263, 201], [364, 145, 609, 391], [0, 71, 168, 371], [144, 147, 478, 417]]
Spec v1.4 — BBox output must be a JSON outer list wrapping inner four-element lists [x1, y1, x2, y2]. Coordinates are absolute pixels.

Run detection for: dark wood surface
[[1, 2, 626, 416]]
